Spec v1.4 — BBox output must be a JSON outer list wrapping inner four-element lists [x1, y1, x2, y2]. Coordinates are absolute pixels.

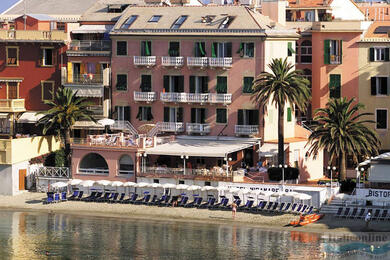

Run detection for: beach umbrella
[[217, 186, 229, 197], [240, 188, 252, 203], [229, 187, 240, 193], [123, 181, 136, 194], [68, 179, 83, 186], [98, 118, 115, 126], [80, 180, 95, 194], [162, 183, 176, 195], [150, 183, 162, 197], [111, 181, 124, 192], [135, 182, 150, 194], [186, 185, 201, 197], [176, 184, 189, 195], [96, 180, 112, 192], [201, 186, 217, 198]]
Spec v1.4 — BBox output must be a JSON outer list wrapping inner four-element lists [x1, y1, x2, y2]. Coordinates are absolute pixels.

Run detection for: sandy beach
[[0, 192, 389, 235]]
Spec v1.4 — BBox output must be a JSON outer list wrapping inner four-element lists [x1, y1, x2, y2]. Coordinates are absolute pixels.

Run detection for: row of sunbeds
[[335, 207, 390, 221], [45, 190, 314, 215]]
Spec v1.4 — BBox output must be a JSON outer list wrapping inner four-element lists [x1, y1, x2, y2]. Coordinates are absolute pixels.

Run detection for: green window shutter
[[216, 76, 227, 94], [287, 107, 292, 122], [237, 42, 243, 56], [386, 48, 390, 61], [177, 107, 183, 122], [163, 107, 169, 122], [202, 76, 208, 93], [199, 42, 206, 57], [324, 39, 330, 64], [371, 77, 377, 95], [226, 42, 232, 57], [329, 74, 341, 98], [178, 76, 184, 92], [191, 108, 196, 123], [237, 110, 244, 125], [145, 41, 151, 56], [189, 76, 195, 93], [339, 40, 342, 64], [216, 108, 227, 124], [369, 48, 375, 62], [200, 108, 206, 123], [243, 77, 254, 93], [288, 42, 295, 56], [136, 107, 142, 120], [163, 75, 169, 92], [212, 42, 217, 58]]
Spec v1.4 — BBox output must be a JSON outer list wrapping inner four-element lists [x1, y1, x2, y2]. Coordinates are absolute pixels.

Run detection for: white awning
[[69, 86, 103, 97], [258, 143, 289, 157], [145, 136, 259, 157], [72, 25, 113, 34], [17, 112, 43, 123], [72, 121, 104, 130]]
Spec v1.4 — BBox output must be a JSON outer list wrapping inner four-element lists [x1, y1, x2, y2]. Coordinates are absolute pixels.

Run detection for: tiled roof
[[363, 21, 390, 39], [2, 0, 98, 15], [111, 5, 298, 37], [359, 5, 390, 21], [80, 0, 146, 22]]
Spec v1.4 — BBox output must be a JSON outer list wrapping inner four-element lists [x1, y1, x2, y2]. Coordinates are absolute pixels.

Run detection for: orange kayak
[[289, 214, 324, 226]]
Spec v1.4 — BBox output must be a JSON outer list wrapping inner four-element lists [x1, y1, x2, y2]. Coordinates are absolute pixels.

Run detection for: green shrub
[[54, 149, 66, 167], [267, 167, 299, 181]]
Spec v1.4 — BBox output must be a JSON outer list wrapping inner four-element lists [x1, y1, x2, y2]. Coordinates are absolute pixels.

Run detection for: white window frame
[[242, 42, 254, 58], [329, 40, 341, 64], [374, 76, 388, 96], [376, 108, 388, 130], [374, 47, 386, 62], [300, 43, 312, 64]]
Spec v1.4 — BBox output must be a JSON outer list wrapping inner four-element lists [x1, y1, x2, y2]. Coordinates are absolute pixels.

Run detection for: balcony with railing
[[187, 57, 208, 67], [160, 92, 232, 104], [235, 125, 259, 136], [0, 99, 26, 112], [330, 55, 341, 65], [161, 56, 184, 67], [134, 91, 157, 102], [67, 40, 111, 56], [208, 57, 233, 68], [158, 122, 184, 132], [71, 133, 142, 149], [208, 93, 232, 104], [0, 30, 67, 42], [186, 123, 210, 135], [65, 74, 103, 84], [133, 56, 156, 67]]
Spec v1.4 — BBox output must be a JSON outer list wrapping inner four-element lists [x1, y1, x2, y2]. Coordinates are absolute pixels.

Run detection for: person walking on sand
[[365, 211, 371, 229], [232, 202, 237, 219]]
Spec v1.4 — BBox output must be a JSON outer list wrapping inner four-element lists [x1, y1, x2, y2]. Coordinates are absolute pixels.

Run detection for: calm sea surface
[[0, 210, 389, 260]]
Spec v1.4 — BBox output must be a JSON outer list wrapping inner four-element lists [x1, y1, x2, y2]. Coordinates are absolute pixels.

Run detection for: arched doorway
[[118, 155, 134, 175], [79, 153, 109, 175]]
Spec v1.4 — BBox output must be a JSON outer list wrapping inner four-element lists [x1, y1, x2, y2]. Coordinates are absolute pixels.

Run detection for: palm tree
[[36, 87, 96, 166], [252, 58, 311, 165], [306, 97, 380, 181]]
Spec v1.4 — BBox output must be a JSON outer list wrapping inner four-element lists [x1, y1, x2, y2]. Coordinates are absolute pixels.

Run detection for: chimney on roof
[[261, 0, 287, 26]]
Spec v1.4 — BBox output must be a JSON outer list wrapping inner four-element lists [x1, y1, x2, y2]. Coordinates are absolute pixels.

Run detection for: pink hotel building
[[70, 5, 325, 183]]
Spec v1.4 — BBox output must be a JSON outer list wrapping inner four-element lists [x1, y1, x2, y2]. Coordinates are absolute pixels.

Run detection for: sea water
[[0, 210, 388, 259]]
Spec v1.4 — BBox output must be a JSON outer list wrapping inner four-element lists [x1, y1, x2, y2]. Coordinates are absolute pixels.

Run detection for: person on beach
[[232, 202, 237, 219], [365, 211, 371, 229]]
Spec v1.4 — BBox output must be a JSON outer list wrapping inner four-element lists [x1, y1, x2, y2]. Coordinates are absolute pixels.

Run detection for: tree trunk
[[278, 103, 285, 165], [64, 129, 71, 167], [339, 151, 347, 181]]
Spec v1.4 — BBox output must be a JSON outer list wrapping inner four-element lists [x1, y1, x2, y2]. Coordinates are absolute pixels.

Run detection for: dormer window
[[171, 15, 188, 29], [219, 16, 235, 29], [121, 15, 137, 29], [149, 15, 162, 23], [107, 4, 129, 13]]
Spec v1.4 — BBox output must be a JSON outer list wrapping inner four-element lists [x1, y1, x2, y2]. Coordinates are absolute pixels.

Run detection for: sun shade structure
[[187, 185, 202, 191], [123, 182, 136, 187], [80, 180, 95, 187], [162, 183, 177, 189], [98, 118, 115, 126], [68, 179, 83, 185], [111, 181, 124, 187], [145, 136, 259, 157], [96, 180, 112, 186]]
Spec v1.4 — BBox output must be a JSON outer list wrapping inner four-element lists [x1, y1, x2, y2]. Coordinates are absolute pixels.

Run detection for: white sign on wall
[[356, 188, 390, 200]]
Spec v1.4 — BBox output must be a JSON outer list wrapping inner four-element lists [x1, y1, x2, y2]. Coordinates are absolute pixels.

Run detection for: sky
[[0, 0, 19, 14]]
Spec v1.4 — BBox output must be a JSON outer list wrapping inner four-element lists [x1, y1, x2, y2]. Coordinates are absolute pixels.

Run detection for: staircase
[[147, 122, 161, 137], [319, 197, 346, 214], [112, 120, 138, 136]]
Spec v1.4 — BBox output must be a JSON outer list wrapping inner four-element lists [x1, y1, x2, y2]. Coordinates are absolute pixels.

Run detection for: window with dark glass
[[238, 42, 254, 57], [171, 15, 187, 29], [212, 42, 232, 58], [168, 42, 180, 57], [141, 41, 152, 56], [242, 77, 254, 94], [6, 47, 18, 66], [189, 76, 208, 93], [216, 76, 227, 94], [376, 109, 387, 129], [329, 74, 341, 98], [121, 15, 137, 29], [300, 40, 312, 63], [369, 47, 389, 62], [194, 42, 206, 57], [140, 75, 152, 92], [371, 77, 388, 96], [149, 15, 162, 23], [116, 41, 127, 56], [163, 75, 184, 92], [191, 108, 206, 124], [216, 108, 227, 124], [41, 81, 54, 101], [237, 109, 259, 125], [136, 106, 153, 121], [163, 107, 183, 122], [116, 74, 127, 91], [42, 48, 53, 66]]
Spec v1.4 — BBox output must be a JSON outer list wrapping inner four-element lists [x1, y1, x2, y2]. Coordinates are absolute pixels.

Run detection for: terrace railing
[[33, 166, 70, 178], [187, 57, 208, 67], [134, 91, 157, 102], [235, 125, 259, 135], [133, 56, 156, 67], [158, 122, 184, 132], [186, 123, 211, 135], [69, 40, 111, 52], [161, 56, 184, 67], [208, 57, 232, 68]]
